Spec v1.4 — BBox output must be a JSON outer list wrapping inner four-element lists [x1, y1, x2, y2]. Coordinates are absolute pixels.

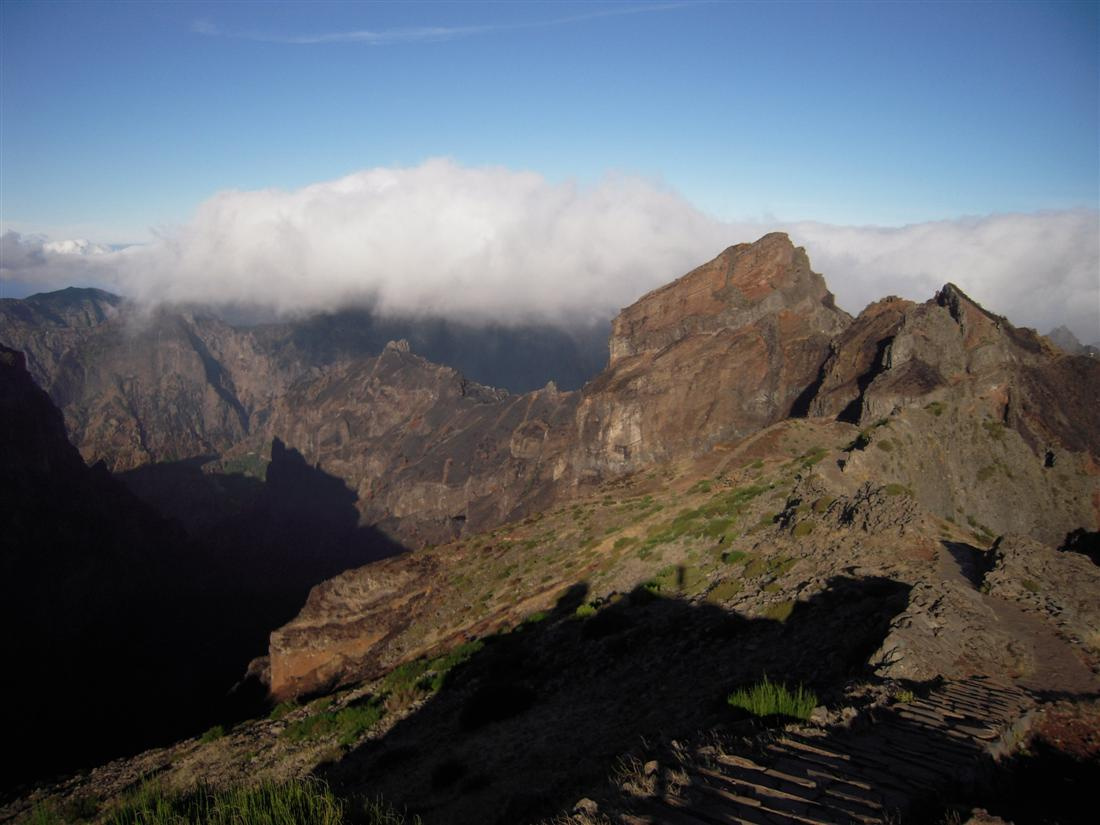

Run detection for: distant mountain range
[[1, 234, 1097, 821]]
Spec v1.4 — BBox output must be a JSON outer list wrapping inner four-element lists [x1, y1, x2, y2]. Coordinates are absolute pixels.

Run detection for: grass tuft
[[727, 675, 817, 720], [103, 778, 356, 825]]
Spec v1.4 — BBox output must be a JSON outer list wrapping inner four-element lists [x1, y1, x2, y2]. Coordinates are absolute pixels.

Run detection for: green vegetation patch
[[377, 638, 486, 708], [762, 600, 796, 622], [811, 496, 835, 514], [727, 675, 817, 720], [199, 724, 226, 743], [688, 479, 713, 495], [521, 610, 549, 626], [982, 420, 1006, 441], [282, 698, 385, 747], [706, 579, 742, 603], [95, 779, 420, 825], [268, 700, 298, 721], [792, 521, 815, 537], [1021, 579, 1040, 593], [700, 517, 735, 539], [924, 401, 946, 417], [799, 446, 828, 468], [883, 483, 912, 497], [613, 535, 639, 550], [574, 603, 598, 619]]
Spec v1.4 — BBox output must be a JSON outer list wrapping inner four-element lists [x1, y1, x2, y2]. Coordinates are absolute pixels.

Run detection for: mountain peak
[[608, 232, 847, 365]]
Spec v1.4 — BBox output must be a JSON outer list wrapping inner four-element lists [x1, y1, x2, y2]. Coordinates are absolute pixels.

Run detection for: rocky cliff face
[[0, 289, 310, 470], [4, 235, 1094, 553], [578, 233, 849, 476], [258, 238, 1099, 701], [246, 234, 853, 543], [807, 283, 1100, 544]]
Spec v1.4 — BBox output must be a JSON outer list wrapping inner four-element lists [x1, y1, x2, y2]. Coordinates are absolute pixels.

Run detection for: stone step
[[716, 753, 769, 773], [674, 786, 787, 825], [905, 700, 969, 721], [693, 781, 848, 825], [618, 679, 1033, 825], [696, 765, 816, 802], [835, 737, 960, 785], [765, 749, 858, 790]]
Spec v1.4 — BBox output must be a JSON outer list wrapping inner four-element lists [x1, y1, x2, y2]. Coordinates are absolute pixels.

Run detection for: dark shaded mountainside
[[0, 344, 401, 789], [2, 233, 1099, 823]]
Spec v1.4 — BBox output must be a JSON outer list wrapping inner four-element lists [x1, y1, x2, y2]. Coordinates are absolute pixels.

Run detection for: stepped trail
[[614, 544, 1098, 825]]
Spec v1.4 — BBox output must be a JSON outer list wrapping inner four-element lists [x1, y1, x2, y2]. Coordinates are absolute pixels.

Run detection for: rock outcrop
[[807, 283, 1100, 545], [576, 233, 850, 476]]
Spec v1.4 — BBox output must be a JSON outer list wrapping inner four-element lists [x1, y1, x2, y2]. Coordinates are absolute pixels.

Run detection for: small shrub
[[523, 610, 549, 625], [727, 675, 816, 720], [269, 701, 298, 721], [875, 439, 895, 453], [811, 496, 835, 514], [721, 549, 747, 564], [744, 557, 768, 577], [792, 521, 814, 537], [977, 464, 997, 482], [894, 689, 916, 704], [613, 535, 638, 550], [574, 603, 598, 619], [199, 724, 226, 743], [1021, 579, 1040, 593], [706, 579, 742, 603], [800, 446, 828, 468], [688, 479, 713, 495], [762, 600, 795, 622], [982, 421, 1006, 441], [924, 401, 946, 416], [700, 517, 734, 539], [883, 483, 911, 496]]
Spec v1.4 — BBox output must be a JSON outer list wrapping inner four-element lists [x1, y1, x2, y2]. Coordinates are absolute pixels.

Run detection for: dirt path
[[937, 542, 1098, 695]]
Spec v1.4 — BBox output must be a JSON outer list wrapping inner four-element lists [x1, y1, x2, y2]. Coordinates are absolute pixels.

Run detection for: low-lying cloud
[[3, 159, 1097, 341]]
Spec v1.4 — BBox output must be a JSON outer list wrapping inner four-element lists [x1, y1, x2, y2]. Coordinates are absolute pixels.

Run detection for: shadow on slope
[[4, 432, 404, 795], [322, 575, 911, 825]]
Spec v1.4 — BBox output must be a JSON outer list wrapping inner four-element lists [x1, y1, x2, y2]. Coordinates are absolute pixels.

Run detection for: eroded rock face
[[579, 233, 851, 476], [0, 290, 310, 470], [808, 284, 1100, 545]]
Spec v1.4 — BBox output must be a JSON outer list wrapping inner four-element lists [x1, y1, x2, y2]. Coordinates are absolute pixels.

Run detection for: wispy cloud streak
[[191, 3, 695, 46]]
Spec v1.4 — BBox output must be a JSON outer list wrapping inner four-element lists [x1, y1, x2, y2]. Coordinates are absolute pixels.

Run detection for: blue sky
[[2, 0, 1097, 242], [1, 1, 1098, 338]]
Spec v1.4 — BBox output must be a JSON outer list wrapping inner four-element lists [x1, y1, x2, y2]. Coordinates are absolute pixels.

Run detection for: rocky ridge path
[[621, 677, 1034, 825]]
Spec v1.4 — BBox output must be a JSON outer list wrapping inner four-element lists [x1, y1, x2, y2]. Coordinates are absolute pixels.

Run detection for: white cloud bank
[[3, 159, 1098, 340]]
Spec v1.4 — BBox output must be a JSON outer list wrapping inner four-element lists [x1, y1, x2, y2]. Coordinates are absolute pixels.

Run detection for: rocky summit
[[1, 233, 1098, 825]]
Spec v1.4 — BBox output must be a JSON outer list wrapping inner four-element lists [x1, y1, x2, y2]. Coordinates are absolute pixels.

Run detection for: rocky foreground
[[2, 234, 1098, 823]]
